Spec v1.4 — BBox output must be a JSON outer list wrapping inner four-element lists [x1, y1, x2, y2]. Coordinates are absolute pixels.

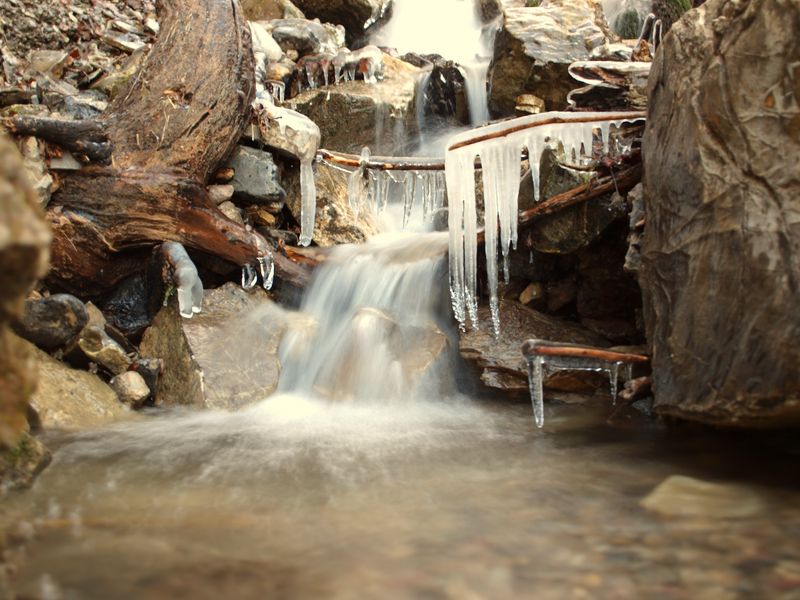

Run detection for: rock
[[224, 146, 285, 204], [110, 371, 151, 407], [218, 201, 245, 226], [264, 18, 342, 57], [241, 0, 305, 20], [290, 0, 391, 44], [640, 0, 800, 426], [17, 136, 52, 206], [207, 184, 234, 205], [77, 326, 132, 375], [245, 205, 279, 227], [519, 282, 544, 305], [93, 48, 148, 100], [417, 59, 470, 129], [459, 301, 609, 393], [284, 161, 380, 246], [25, 338, 128, 430], [0, 132, 50, 449], [488, 0, 610, 116], [12, 294, 88, 351], [546, 277, 577, 312], [129, 357, 163, 398], [139, 283, 289, 410], [641, 475, 767, 519], [0, 432, 51, 491], [288, 53, 420, 154]]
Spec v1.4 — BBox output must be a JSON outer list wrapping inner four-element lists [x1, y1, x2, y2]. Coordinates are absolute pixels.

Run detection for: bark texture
[[641, 0, 800, 426]]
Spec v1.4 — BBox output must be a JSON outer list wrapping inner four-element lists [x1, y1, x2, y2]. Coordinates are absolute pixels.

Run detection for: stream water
[[4, 1, 800, 598]]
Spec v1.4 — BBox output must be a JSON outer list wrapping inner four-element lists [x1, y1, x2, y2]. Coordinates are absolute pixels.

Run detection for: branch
[[1, 116, 111, 163], [522, 339, 649, 364]]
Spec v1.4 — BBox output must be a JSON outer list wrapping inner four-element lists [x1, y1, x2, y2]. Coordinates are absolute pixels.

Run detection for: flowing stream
[[4, 1, 800, 598]]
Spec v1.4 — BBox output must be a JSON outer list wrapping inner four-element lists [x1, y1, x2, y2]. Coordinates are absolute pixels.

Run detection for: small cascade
[[444, 111, 646, 335], [277, 232, 452, 402]]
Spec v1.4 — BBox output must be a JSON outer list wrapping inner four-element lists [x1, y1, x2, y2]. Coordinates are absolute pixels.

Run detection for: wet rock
[[479, 0, 504, 22], [129, 357, 162, 399], [459, 301, 609, 393], [0, 132, 50, 449], [546, 277, 577, 313], [78, 326, 132, 375], [488, 0, 610, 116], [288, 53, 419, 154], [641, 475, 767, 519], [284, 161, 380, 246], [418, 60, 470, 129], [25, 338, 128, 430], [0, 432, 51, 491], [139, 283, 288, 410], [12, 294, 88, 351], [264, 18, 343, 57], [110, 371, 151, 407], [224, 146, 285, 204], [290, 0, 391, 44], [99, 272, 158, 339], [640, 0, 800, 426]]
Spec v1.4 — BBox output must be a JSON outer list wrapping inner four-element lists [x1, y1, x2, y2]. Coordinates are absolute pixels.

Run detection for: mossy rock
[[0, 432, 51, 491]]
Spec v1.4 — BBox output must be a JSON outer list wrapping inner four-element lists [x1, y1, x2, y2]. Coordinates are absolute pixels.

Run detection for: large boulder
[[0, 133, 50, 449], [290, 0, 391, 44], [288, 53, 420, 154], [488, 0, 610, 116], [12, 293, 88, 351], [640, 0, 800, 425], [139, 283, 289, 410]]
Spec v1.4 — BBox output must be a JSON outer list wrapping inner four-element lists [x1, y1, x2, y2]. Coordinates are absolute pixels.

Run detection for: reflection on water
[[4, 398, 800, 599]]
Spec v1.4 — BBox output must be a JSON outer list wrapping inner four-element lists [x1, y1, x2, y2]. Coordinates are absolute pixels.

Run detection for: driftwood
[[1, 0, 311, 295], [521, 340, 649, 365]]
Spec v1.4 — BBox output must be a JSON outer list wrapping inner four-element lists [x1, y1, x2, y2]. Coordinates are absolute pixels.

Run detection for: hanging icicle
[[444, 111, 646, 335]]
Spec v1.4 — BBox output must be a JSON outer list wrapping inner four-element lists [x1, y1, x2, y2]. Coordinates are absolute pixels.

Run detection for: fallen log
[[2, 0, 305, 296]]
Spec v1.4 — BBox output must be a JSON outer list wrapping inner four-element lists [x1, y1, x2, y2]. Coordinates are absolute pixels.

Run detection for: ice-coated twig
[[521, 339, 649, 428], [162, 241, 204, 318]]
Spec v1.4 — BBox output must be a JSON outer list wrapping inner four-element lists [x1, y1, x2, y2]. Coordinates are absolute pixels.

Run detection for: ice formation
[[444, 111, 646, 335], [253, 96, 321, 246], [162, 242, 203, 318], [523, 341, 637, 428], [298, 46, 384, 90], [241, 253, 275, 292]]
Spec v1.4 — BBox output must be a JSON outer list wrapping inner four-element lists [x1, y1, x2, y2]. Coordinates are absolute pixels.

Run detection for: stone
[[110, 371, 151, 407], [25, 338, 128, 430], [263, 18, 342, 57], [77, 326, 132, 375], [546, 277, 577, 312], [92, 48, 148, 100], [224, 146, 285, 204], [290, 0, 391, 44], [218, 201, 245, 226], [417, 59, 470, 129], [207, 184, 234, 205], [0, 132, 50, 449], [640, 0, 800, 426], [241, 0, 305, 20], [0, 432, 51, 491], [284, 161, 380, 246], [288, 53, 420, 154], [488, 0, 610, 116], [519, 282, 544, 305], [139, 283, 289, 410], [459, 301, 610, 393], [12, 294, 88, 352], [17, 137, 52, 206], [641, 475, 767, 519]]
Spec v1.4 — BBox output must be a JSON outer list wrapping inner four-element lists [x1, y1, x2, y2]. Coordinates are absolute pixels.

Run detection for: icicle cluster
[[524, 349, 635, 428], [297, 45, 384, 92], [241, 254, 275, 292], [444, 111, 645, 335], [337, 148, 447, 229]]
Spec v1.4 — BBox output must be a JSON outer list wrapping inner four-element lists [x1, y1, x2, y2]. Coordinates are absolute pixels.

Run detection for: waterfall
[[277, 232, 454, 402]]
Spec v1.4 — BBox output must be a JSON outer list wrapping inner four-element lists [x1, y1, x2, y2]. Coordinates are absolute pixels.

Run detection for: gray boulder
[[224, 146, 285, 204], [640, 0, 800, 425], [12, 294, 88, 351]]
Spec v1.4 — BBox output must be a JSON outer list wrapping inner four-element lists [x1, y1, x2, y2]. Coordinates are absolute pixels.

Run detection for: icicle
[[258, 254, 275, 291], [241, 263, 258, 290], [444, 149, 475, 329], [402, 172, 415, 228], [527, 355, 545, 428], [162, 242, 203, 318], [624, 362, 634, 382], [609, 361, 621, 404], [299, 158, 317, 246], [347, 146, 371, 219]]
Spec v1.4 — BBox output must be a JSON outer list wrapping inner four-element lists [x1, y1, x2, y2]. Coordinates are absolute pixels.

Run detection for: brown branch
[[522, 339, 649, 364], [447, 111, 646, 152], [318, 149, 446, 171], [1, 116, 111, 163]]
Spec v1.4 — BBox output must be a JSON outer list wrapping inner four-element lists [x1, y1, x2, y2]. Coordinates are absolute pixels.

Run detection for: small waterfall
[[278, 232, 453, 402], [460, 61, 490, 126]]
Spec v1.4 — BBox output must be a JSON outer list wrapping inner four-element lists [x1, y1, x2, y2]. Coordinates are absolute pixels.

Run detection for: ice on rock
[[253, 96, 321, 246], [347, 146, 371, 219], [162, 242, 203, 318], [444, 111, 645, 334]]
